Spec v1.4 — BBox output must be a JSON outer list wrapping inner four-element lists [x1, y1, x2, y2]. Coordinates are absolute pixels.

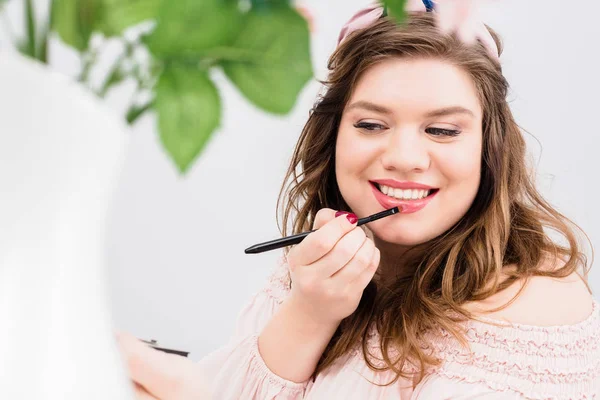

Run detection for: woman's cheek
[[438, 139, 482, 181]]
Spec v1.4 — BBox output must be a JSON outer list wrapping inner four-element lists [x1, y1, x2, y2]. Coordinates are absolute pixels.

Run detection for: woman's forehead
[[348, 58, 483, 119]]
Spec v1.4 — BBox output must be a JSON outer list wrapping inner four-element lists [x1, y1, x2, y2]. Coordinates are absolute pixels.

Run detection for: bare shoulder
[[464, 258, 594, 326]]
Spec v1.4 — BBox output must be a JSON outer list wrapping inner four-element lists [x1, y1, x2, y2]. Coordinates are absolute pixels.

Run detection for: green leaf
[[52, 0, 162, 44], [51, 0, 102, 51], [250, 0, 290, 9], [24, 0, 37, 57], [97, 0, 162, 37], [155, 66, 221, 173], [221, 6, 312, 115], [144, 0, 244, 59], [37, 22, 50, 62], [126, 100, 153, 125], [382, 0, 408, 24]]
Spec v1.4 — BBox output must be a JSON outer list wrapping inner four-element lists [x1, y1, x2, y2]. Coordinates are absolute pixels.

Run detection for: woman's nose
[[379, 129, 430, 173]]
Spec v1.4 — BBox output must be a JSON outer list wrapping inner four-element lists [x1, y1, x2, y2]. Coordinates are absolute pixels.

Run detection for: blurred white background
[[1, 0, 599, 361]]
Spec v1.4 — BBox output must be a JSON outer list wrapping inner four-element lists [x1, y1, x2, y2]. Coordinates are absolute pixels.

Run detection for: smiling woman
[[117, 4, 599, 400]]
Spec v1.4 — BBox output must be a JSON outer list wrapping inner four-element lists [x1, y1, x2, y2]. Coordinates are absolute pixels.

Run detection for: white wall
[[2, 0, 599, 360]]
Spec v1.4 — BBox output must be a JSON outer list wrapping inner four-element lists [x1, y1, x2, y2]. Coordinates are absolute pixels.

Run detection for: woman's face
[[335, 58, 483, 248]]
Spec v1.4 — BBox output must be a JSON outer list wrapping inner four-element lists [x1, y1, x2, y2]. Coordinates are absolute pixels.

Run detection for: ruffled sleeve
[[196, 256, 309, 399], [412, 299, 600, 399]]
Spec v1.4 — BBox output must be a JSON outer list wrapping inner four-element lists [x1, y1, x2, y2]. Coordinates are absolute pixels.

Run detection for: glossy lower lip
[[370, 182, 438, 214]]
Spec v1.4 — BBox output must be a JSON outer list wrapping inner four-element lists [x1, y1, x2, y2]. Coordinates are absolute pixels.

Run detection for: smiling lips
[[370, 179, 439, 214]]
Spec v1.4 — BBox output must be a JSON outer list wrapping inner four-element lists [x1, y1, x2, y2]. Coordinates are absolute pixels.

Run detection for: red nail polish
[[346, 213, 358, 224], [335, 211, 350, 218]]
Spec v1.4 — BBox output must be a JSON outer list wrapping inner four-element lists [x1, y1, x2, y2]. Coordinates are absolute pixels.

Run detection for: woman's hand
[[116, 332, 212, 400], [286, 208, 381, 326]]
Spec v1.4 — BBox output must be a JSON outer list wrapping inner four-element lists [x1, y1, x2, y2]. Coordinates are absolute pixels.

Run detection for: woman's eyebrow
[[425, 106, 476, 118], [346, 102, 476, 119], [345, 101, 393, 115]]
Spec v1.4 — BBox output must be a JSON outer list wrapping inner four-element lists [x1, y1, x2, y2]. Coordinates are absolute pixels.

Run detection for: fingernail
[[335, 211, 350, 218], [346, 213, 358, 224]]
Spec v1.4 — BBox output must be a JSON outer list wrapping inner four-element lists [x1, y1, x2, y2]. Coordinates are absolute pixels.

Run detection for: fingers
[[290, 209, 358, 267], [133, 383, 159, 400], [116, 332, 188, 400], [312, 208, 337, 230], [350, 246, 381, 292], [329, 237, 375, 283], [313, 228, 367, 278]]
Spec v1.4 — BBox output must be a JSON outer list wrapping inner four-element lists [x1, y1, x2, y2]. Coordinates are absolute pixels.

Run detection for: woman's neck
[[372, 235, 411, 286]]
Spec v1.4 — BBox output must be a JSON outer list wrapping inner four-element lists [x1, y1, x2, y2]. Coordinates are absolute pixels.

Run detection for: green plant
[[382, 0, 407, 22], [1, 0, 405, 173]]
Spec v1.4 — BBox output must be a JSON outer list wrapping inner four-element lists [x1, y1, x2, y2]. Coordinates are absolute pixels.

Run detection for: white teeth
[[378, 184, 431, 200]]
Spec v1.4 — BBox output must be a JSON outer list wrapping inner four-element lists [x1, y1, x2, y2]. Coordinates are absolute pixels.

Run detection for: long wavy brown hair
[[276, 13, 593, 386]]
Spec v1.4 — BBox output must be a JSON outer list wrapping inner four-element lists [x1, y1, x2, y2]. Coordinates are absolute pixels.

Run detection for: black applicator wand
[[244, 207, 400, 254]]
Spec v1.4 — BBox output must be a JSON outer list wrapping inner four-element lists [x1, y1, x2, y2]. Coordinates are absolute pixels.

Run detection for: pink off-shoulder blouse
[[197, 261, 600, 399]]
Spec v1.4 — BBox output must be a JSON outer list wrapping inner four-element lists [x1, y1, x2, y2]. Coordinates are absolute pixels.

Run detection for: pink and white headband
[[337, 0, 499, 60]]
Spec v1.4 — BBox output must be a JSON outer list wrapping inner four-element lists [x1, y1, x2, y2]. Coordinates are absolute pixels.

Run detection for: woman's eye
[[425, 127, 461, 137], [353, 122, 386, 132]]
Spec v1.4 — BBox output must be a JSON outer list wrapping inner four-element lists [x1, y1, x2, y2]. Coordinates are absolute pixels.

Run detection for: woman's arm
[[258, 296, 339, 383]]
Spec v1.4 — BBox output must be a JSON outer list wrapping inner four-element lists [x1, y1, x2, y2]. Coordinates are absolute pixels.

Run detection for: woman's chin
[[371, 229, 436, 248], [367, 212, 455, 248]]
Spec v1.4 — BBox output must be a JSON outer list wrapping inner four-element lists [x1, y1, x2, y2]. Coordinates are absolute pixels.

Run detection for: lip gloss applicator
[[244, 207, 401, 254]]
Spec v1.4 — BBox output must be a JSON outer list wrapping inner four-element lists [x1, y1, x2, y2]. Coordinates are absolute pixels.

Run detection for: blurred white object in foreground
[[0, 50, 133, 400]]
